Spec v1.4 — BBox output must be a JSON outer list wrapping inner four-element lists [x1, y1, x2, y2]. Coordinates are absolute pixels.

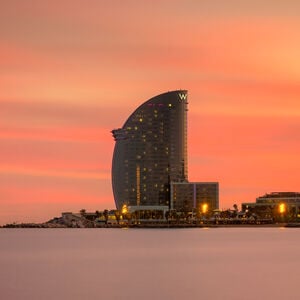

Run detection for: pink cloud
[[188, 113, 300, 207], [0, 0, 299, 223]]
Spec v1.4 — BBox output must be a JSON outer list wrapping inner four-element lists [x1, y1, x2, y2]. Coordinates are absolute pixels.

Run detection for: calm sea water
[[1, 228, 299, 300]]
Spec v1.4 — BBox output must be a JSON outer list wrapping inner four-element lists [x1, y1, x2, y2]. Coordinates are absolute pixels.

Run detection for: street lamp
[[279, 203, 286, 214], [278, 203, 287, 223], [201, 203, 208, 214], [122, 204, 128, 215]]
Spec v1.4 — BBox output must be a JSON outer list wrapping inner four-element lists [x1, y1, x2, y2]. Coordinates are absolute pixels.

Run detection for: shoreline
[[2, 222, 299, 229]]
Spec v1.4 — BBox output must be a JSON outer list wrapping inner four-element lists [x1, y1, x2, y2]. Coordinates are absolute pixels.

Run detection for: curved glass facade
[[111, 90, 188, 209]]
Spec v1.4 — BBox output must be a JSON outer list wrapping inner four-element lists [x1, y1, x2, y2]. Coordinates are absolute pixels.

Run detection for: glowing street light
[[279, 203, 286, 214], [122, 204, 128, 215], [201, 203, 208, 214]]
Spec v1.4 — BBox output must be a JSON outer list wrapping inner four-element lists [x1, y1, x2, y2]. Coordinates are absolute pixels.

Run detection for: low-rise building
[[242, 192, 300, 221], [170, 182, 219, 213]]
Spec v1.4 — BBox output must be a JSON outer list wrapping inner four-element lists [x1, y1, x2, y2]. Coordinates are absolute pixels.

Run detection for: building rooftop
[[258, 192, 300, 199]]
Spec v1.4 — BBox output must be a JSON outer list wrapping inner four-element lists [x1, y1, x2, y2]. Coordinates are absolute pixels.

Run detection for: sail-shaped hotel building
[[111, 91, 218, 213]]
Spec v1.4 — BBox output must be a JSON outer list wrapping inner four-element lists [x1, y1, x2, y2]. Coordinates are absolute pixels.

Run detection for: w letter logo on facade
[[178, 93, 187, 101]]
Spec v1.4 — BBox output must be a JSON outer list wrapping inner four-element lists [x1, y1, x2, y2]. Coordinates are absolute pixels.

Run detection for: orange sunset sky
[[1, 0, 300, 224]]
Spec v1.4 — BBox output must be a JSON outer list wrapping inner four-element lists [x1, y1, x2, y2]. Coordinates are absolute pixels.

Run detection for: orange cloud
[[188, 113, 300, 207], [1, 0, 299, 223]]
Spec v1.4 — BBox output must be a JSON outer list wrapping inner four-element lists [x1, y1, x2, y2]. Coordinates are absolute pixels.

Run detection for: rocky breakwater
[[2, 213, 101, 228], [47, 213, 99, 228]]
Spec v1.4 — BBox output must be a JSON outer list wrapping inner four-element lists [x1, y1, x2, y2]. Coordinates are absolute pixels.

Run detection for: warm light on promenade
[[279, 203, 286, 214], [122, 204, 128, 215], [201, 203, 208, 214]]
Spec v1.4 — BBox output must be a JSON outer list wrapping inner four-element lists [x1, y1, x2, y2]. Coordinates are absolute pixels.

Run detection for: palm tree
[[103, 209, 109, 225], [114, 210, 121, 225], [165, 210, 170, 223]]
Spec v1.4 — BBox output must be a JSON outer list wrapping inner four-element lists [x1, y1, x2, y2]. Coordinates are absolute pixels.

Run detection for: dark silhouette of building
[[242, 192, 300, 220], [111, 90, 219, 212], [171, 182, 219, 213]]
